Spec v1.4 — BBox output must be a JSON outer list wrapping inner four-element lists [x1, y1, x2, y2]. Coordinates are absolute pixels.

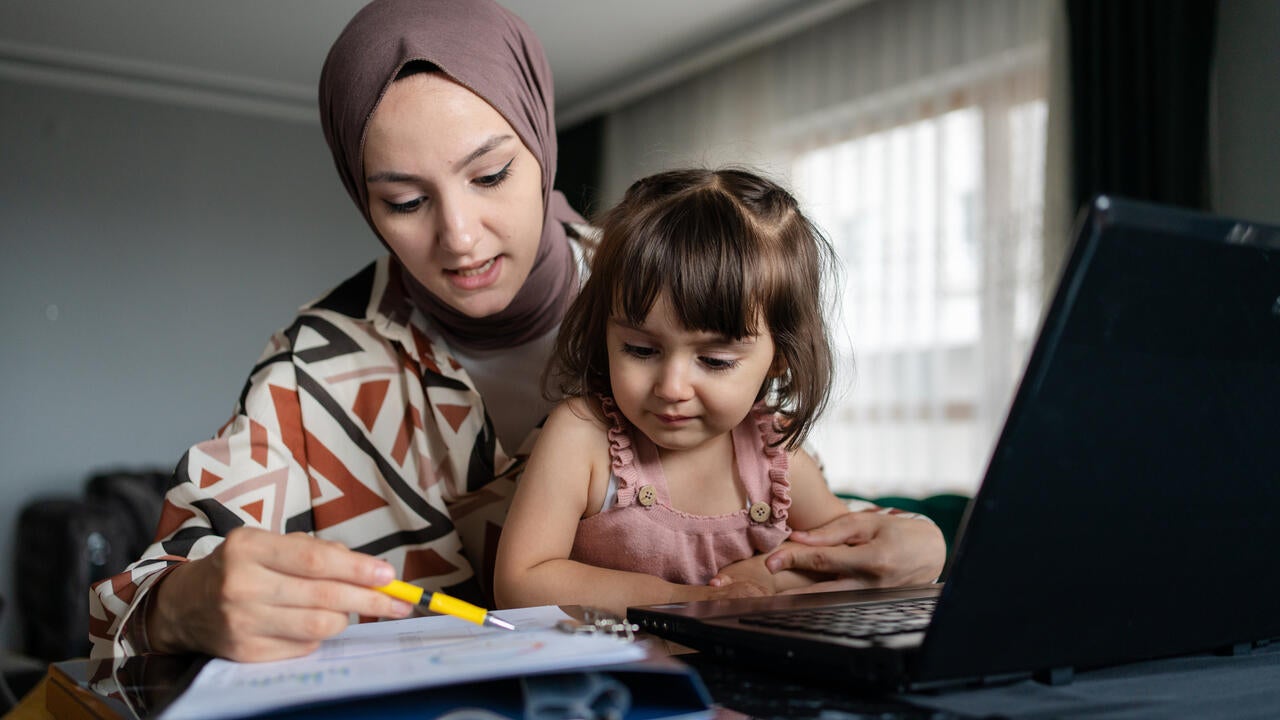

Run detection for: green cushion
[[837, 492, 971, 555]]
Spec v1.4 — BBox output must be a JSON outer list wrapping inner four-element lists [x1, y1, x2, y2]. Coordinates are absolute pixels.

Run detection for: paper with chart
[[158, 605, 647, 720]]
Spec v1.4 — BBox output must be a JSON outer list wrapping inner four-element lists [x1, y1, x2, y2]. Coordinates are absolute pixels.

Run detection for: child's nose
[[653, 361, 692, 401]]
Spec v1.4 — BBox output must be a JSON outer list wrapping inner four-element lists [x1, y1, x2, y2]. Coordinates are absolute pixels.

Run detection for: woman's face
[[364, 72, 545, 318]]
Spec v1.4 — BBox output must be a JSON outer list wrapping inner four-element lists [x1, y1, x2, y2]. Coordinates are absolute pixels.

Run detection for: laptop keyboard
[[738, 597, 937, 639]]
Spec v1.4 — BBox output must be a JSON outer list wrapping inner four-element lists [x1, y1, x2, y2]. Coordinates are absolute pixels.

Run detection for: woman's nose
[[435, 192, 479, 255]]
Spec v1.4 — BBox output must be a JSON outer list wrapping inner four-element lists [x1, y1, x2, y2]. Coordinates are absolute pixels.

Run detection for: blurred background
[[1, 0, 1275, 656]]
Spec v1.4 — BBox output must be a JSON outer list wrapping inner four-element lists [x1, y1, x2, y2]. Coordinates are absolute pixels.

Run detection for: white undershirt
[[449, 232, 591, 456], [449, 327, 560, 456]]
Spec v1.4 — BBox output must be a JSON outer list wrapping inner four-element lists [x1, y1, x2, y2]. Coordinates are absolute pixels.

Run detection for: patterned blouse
[[88, 253, 556, 657]]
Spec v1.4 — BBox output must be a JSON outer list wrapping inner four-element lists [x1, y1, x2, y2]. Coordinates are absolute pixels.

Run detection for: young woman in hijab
[[88, 0, 585, 662], [89, 0, 943, 663]]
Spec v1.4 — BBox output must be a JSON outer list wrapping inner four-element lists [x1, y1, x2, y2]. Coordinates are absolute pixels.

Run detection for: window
[[796, 97, 1047, 497], [600, 0, 1053, 498]]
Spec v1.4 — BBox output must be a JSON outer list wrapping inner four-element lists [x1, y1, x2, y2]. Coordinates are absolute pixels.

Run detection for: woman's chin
[[444, 289, 517, 319]]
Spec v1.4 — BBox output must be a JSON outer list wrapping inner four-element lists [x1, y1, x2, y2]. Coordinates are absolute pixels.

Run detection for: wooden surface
[[3, 673, 52, 720]]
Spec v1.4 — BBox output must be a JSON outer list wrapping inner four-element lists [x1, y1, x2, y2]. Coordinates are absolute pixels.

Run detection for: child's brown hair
[[551, 167, 836, 450]]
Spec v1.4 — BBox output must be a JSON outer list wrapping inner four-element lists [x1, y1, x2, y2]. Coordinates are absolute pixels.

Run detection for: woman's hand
[[146, 527, 414, 662], [764, 512, 946, 593]]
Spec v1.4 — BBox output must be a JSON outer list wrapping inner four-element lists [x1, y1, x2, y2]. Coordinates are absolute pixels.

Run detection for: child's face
[[606, 293, 777, 452]]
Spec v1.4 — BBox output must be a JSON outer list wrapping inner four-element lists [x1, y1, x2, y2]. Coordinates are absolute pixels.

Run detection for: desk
[[11, 641, 1280, 719]]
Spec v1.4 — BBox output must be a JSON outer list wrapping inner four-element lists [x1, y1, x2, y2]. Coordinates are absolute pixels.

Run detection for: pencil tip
[[487, 615, 517, 631]]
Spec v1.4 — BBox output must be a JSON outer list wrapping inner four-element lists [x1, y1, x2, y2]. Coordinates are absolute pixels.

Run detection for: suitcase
[[14, 470, 169, 661]]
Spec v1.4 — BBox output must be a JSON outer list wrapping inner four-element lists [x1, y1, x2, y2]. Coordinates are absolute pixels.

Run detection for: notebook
[[628, 196, 1280, 692]]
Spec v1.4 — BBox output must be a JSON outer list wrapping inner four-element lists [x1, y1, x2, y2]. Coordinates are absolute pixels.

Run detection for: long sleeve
[[89, 258, 518, 657]]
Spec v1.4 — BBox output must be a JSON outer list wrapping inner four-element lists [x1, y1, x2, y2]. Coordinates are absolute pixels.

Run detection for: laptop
[[628, 196, 1280, 692]]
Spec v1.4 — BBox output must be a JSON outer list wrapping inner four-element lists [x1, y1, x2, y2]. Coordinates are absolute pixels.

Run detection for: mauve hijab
[[319, 0, 583, 350]]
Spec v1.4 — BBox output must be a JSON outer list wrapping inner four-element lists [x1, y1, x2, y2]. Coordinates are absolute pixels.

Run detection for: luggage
[[14, 470, 168, 662]]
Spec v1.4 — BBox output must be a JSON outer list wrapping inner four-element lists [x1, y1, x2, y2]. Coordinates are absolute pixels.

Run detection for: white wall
[[0, 79, 374, 650]]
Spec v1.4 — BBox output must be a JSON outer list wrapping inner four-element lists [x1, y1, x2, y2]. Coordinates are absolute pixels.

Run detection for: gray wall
[[0, 79, 373, 650], [1213, 0, 1280, 226]]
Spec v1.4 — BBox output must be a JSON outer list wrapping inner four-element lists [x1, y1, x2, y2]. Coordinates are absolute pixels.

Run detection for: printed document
[[158, 605, 646, 720]]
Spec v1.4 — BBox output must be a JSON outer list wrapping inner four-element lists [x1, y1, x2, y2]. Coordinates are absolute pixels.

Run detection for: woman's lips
[[446, 256, 501, 290]]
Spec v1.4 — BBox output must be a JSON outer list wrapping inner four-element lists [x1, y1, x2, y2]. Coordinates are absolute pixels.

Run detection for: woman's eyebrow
[[453, 134, 514, 172], [366, 134, 514, 184], [366, 170, 420, 184]]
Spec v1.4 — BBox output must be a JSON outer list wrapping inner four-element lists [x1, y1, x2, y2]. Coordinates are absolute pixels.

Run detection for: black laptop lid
[[916, 197, 1280, 683]]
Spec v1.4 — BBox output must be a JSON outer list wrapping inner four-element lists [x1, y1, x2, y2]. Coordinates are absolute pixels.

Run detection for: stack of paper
[[159, 606, 648, 720]]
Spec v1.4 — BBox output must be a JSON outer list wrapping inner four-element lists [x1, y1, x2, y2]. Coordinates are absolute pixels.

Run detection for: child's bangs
[[611, 193, 767, 339]]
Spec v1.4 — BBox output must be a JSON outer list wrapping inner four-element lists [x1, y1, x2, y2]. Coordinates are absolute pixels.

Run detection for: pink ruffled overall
[[569, 398, 793, 585]]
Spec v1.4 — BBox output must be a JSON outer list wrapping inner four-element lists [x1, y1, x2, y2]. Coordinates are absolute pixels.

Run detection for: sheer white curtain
[[601, 0, 1052, 498]]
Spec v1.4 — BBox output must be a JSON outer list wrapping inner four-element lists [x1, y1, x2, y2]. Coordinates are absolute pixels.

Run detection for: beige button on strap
[[749, 501, 772, 523], [637, 484, 657, 507]]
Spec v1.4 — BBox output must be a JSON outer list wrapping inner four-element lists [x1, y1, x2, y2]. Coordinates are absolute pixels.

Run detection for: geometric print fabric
[[89, 256, 527, 657]]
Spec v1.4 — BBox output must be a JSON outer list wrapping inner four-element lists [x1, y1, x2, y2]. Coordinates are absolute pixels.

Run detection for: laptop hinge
[[1033, 666, 1074, 686]]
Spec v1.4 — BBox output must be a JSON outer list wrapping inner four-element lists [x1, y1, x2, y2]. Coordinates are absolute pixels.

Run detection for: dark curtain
[[554, 115, 605, 222], [1067, 0, 1218, 214]]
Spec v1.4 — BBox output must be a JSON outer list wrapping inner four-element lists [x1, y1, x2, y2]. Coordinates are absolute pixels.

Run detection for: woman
[[89, 0, 943, 663]]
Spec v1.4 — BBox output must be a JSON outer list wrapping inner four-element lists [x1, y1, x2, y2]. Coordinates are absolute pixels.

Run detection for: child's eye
[[699, 356, 740, 371], [386, 197, 426, 214], [622, 343, 656, 359], [475, 158, 514, 188]]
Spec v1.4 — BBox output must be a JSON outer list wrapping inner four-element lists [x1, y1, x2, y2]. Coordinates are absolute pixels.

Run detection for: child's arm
[[784, 446, 856, 531], [710, 447, 852, 592], [494, 399, 768, 617]]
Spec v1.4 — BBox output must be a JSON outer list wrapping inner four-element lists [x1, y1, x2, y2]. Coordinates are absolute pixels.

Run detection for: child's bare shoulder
[[546, 396, 612, 437]]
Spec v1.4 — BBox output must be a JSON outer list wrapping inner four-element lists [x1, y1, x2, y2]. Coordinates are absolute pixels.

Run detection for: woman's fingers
[[787, 512, 876, 547], [767, 539, 884, 577], [151, 528, 413, 661], [768, 513, 946, 586], [224, 529, 410, 611], [779, 577, 872, 595], [227, 529, 396, 587]]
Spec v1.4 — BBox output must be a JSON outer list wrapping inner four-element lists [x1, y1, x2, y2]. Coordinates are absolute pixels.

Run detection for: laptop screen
[[917, 196, 1280, 681]]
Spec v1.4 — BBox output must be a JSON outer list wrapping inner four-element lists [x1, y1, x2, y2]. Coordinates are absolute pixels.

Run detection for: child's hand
[[700, 576, 771, 601], [708, 552, 829, 594]]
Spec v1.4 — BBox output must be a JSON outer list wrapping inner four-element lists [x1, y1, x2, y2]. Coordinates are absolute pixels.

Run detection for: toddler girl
[[495, 167, 856, 614]]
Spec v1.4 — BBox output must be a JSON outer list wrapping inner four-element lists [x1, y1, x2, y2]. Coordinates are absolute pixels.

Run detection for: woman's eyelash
[[476, 158, 515, 188], [386, 197, 425, 214], [382, 158, 515, 214]]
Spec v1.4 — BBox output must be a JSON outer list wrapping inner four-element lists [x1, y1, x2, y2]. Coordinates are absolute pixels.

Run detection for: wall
[[0, 79, 373, 650], [1213, 0, 1280, 225]]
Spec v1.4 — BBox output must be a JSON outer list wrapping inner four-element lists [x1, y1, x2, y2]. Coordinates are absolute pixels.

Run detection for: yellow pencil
[[373, 579, 516, 631]]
